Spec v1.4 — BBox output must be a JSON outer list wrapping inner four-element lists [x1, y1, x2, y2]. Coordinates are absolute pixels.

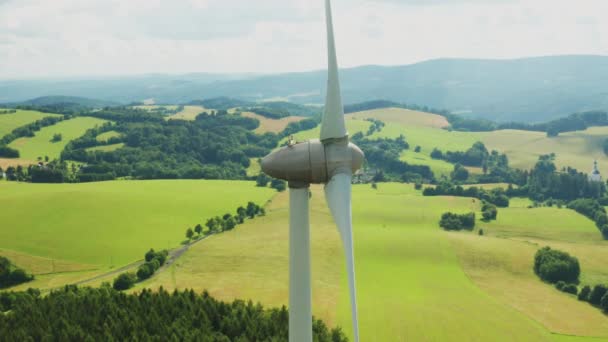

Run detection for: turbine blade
[[321, 0, 347, 141], [289, 187, 313, 342], [325, 173, 359, 342]]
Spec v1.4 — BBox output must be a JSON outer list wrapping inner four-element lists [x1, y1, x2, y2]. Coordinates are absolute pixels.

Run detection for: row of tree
[[112, 249, 169, 291], [0, 286, 347, 341], [423, 184, 510, 207]]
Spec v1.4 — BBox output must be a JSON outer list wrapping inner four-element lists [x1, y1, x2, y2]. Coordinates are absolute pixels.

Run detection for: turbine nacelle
[[261, 138, 364, 186]]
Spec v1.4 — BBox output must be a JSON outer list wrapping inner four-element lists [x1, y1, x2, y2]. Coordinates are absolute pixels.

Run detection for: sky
[[0, 0, 607, 79]]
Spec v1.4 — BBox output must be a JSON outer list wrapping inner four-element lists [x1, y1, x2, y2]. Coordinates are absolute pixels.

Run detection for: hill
[[5, 96, 120, 108], [0, 109, 62, 139], [3, 56, 608, 122], [139, 183, 608, 341], [0, 180, 275, 288]]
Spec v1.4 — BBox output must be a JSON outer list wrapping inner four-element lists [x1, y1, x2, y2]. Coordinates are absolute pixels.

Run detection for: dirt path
[[72, 234, 212, 287]]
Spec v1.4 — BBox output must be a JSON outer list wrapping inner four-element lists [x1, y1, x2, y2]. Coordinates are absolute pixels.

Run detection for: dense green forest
[[0, 286, 347, 342]]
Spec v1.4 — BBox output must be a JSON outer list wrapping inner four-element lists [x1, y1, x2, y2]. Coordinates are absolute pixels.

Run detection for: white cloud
[[0, 0, 607, 79]]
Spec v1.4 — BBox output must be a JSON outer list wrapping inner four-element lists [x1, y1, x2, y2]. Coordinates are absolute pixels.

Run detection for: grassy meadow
[[95, 130, 122, 142], [166, 105, 213, 121], [241, 111, 306, 134], [0, 109, 61, 138], [0, 180, 275, 269], [8, 116, 108, 160], [138, 183, 607, 341], [85, 143, 125, 153]]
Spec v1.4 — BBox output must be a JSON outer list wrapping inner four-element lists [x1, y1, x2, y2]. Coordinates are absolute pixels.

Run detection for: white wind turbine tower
[[261, 0, 364, 341]]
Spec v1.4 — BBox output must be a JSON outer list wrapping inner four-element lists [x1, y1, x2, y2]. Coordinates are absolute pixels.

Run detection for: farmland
[[0, 180, 275, 270], [241, 111, 306, 133], [166, 105, 213, 121], [138, 183, 607, 341], [0, 109, 61, 138], [8, 116, 108, 160]]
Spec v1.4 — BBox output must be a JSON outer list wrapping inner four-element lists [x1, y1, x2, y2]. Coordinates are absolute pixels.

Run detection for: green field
[[283, 120, 372, 144], [0, 109, 61, 138], [138, 183, 607, 341], [85, 143, 125, 152], [95, 130, 122, 142], [0, 181, 275, 269], [241, 111, 306, 134], [167, 105, 213, 121], [8, 116, 108, 160]]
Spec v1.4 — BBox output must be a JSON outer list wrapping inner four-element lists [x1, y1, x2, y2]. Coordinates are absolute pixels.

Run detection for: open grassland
[[0, 181, 275, 269], [8, 117, 108, 160], [241, 111, 306, 134], [95, 130, 122, 142], [85, 143, 125, 153], [246, 157, 262, 177], [348, 107, 449, 129], [450, 203, 608, 338], [166, 105, 213, 121], [0, 110, 61, 138], [479, 127, 608, 172], [284, 120, 372, 144], [140, 183, 594, 341], [0, 158, 34, 169]]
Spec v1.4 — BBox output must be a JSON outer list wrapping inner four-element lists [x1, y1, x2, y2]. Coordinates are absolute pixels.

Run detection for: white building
[[589, 160, 602, 182]]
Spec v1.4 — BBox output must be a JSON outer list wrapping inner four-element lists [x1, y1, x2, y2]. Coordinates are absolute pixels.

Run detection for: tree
[[451, 164, 469, 182], [51, 133, 63, 142], [246, 202, 259, 219], [589, 285, 607, 306], [205, 218, 217, 233], [601, 293, 608, 312], [224, 216, 237, 230], [186, 228, 194, 240], [136, 263, 154, 281], [194, 224, 203, 235], [578, 285, 591, 301], [414, 146, 421, 153], [113, 272, 137, 291], [439, 212, 475, 231], [256, 173, 270, 187], [236, 206, 247, 223], [270, 179, 286, 192], [534, 247, 580, 284]]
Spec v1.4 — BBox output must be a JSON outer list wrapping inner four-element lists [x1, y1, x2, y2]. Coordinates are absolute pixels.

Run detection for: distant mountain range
[[2, 55, 608, 123]]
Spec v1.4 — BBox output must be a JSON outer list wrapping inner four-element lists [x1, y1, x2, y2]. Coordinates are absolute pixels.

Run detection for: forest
[[0, 286, 347, 342]]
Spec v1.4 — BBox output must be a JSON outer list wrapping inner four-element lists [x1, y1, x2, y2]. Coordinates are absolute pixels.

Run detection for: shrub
[[136, 263, 154, 281], [555, 281, 566, 291], [533, 247, 580, 283], [478, 229, 484, 236], [563, 284, 578, 295], [439, 212, 475, 231], [589, 285, 608, 306], [578, 285, 591, 301], [113, 272, 137, 291], [601, 293, 608, 312], [414, 182, 423, 190]]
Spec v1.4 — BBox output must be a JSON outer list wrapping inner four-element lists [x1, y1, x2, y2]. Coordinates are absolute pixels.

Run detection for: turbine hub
[[261, 138, 364, 185]]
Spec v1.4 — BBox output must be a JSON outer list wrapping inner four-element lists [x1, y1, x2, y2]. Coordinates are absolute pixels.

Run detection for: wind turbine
[[261, 1, 364, 341]]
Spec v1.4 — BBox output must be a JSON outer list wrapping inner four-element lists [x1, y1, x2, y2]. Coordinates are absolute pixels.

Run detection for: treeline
[[113, 249, 169, 290], [0, 109, 17, 114], [187, 202, 266, 241], [351, 132, 434, 182], [0, 257, 34, 289], [0, 286, 347, 341], [424, 184, 510, 207], [431, 142, 525, 184]]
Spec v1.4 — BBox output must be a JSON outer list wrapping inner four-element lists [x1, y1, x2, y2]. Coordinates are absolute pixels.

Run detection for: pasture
[[450, 203, 608, 337], [8, 116, 108, 160], [0, 109, 61, 138], [166, 105, 213, 121], [241, 111, 306, 134], [0, 180, 275, 269], [85, 143, 125, 153], [347, 107, 449, 129], [139, 183, 605, 341], [95, 130, 122, 142]]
